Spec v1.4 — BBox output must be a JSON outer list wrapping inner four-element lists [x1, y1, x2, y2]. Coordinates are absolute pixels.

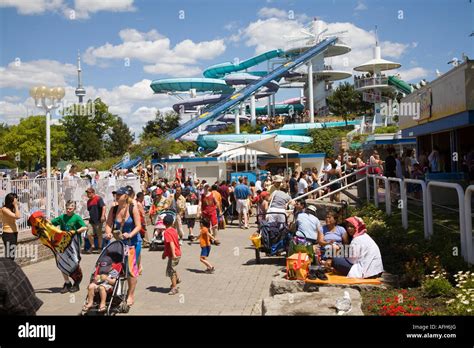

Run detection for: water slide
[[202, 49, 284, 78], [196, 134, 312, 149], [388, 76, 414, 95], [162, 37, 338, 139], [265, 120, 362, 136]]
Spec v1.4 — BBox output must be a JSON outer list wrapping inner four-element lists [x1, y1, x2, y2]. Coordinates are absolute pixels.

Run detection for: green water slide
[[388, 76, 414, 95]]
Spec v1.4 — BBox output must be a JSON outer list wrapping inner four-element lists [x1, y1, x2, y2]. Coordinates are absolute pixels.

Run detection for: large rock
[[262, 287, 363, 316], [270, 270, 305, 295]]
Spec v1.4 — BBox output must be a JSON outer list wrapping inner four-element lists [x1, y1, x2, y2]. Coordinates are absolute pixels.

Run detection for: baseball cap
[[98, 256, 113, 274], [155, 188, 163, 195], [115, 187, 129, 195], [85, 187, 95, 193]]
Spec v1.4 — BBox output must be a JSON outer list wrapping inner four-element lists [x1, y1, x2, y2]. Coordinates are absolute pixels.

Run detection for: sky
[[0, 0, 473, 136]]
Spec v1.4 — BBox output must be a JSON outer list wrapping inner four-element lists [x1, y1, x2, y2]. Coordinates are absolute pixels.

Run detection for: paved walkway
[[23, 222, 284, 315]]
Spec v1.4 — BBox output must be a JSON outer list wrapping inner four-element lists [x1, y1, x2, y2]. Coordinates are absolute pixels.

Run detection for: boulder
[[262, 287, 363, 316]]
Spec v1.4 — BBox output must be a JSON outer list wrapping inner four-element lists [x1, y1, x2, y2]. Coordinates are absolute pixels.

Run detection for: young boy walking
[[162, 214, 182, 295], [199, 219, 215, 273]]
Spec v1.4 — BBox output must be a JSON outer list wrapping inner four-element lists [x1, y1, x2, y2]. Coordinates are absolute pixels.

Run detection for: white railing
[[366, 174, 472, 264], [426, 181, 469, 263], [0, 177, 141, 233], [465, 185, 474, 264]]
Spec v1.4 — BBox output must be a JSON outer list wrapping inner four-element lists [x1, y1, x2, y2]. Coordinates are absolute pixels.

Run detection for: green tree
[[61, 98, 133, 161], [0, 123, 10, 153], [327, 82, 372, 126], [0, 116, 67, 170], [106, 116, 134, 157], [290, 128, 348, 158], [141, 110, 181, 139]]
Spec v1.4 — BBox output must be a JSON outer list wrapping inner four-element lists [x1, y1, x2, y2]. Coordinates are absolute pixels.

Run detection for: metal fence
[[0, 177, 140, 233]]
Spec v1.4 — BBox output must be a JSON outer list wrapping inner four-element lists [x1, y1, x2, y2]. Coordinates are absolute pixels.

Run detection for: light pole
[[29, 86, 65, 218]]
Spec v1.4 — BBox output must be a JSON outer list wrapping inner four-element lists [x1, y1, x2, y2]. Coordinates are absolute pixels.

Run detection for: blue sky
[[0, 0, 472, 135]]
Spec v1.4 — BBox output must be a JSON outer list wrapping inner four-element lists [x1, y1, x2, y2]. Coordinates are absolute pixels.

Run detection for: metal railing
[[465, 185, 474, 264], [354, 76, 389, 89], [365, 174, 472, 264], [0, 177, 140, 234]]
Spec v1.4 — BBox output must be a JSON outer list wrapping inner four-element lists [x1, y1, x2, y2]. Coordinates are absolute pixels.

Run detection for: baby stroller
[[250, 212, 292, 264], [149, 210, 176, 251], [81, 241, 129, 316]]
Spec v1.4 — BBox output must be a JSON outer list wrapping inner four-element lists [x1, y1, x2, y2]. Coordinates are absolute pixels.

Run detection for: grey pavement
[[22, 221, 284, 315]]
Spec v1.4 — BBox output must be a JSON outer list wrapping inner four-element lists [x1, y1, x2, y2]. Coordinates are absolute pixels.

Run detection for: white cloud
[[258, 7, 288, 19], [0, 0, 136, 19], [235, 17, 413, 73], [380, 41, 409, 59], [354, 1, 368, 11], [83, 28, 226, 76], [0, 59, 76, 89], [0, 78, 178, 134], [396, 67, 430, 82], [143, 63, 201, 77], [0, 0, 63, 15], [0, 100, 28, 124]]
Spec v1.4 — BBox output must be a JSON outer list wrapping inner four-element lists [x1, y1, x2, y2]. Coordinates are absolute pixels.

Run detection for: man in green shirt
[[51, 201, 87, 293]]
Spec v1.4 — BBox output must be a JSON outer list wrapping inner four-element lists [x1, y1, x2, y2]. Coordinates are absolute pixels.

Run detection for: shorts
[[200, 246, 211, 257], [202, 211, 218, 227], [87, 223, 103, 237], [185, 218, 196, 228], [166, 257, 180, 278], [236, 199, 249, 214], [96, 280, 114, 292]]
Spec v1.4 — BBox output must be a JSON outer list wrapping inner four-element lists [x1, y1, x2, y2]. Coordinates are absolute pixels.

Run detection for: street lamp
[[29, 86, 65, 218]]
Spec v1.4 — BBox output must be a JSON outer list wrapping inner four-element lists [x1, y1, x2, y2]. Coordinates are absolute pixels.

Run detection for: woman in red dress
[[199, 184, 220, 245]]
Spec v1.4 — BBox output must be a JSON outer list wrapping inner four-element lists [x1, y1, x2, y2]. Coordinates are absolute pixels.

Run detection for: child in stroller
[[81, 241, 126, 315], [149, 210, 176, 251]]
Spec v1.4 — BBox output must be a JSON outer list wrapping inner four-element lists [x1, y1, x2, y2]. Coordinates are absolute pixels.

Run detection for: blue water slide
[[168, 37, 338, 139], [203, 49, 285, 78]]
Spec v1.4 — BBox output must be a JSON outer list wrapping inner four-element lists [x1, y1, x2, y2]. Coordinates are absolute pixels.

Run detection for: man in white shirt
[[63, 165, 79, 202], [322, 158, 332, 183], [297, 174, 308, 196]]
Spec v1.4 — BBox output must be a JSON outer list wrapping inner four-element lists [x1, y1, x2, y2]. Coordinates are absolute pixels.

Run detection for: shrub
[[422, 278, 453, 298], [445, 271, 474, 315]]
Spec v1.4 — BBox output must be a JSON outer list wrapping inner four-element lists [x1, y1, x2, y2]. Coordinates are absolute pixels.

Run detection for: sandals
[[205, 267, 215, 274], [82, 303, 93, 312], [98, 305, 107, 313], [168, 288, 179, 295]]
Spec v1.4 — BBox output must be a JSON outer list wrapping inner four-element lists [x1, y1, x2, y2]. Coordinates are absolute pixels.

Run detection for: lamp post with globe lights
[[29, 86, 65, 218]]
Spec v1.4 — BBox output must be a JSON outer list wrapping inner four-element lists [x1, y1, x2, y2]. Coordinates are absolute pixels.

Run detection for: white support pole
[[373, 175, 379, 208], [388, 177, 407, 230], [404, 178, 428, 239], [271, 94, 276, 118], [267, 96, 271, 118], [234, 107, 240, 134], [46, 110, 51, 219], [427, 181, 467, 261], [464, 185, 474, 264], [366, 175, 370, 203], [250, 95, 256, 127], [308, 60, 314, 123]]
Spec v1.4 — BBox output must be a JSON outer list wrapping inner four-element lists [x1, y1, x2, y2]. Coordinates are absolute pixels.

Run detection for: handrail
[[427, 181, 468, 263], [404, 178, 429, 239], [387, 177, 408, 229], [464, 185, 474, 264], [293, 166, 371, 201]]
